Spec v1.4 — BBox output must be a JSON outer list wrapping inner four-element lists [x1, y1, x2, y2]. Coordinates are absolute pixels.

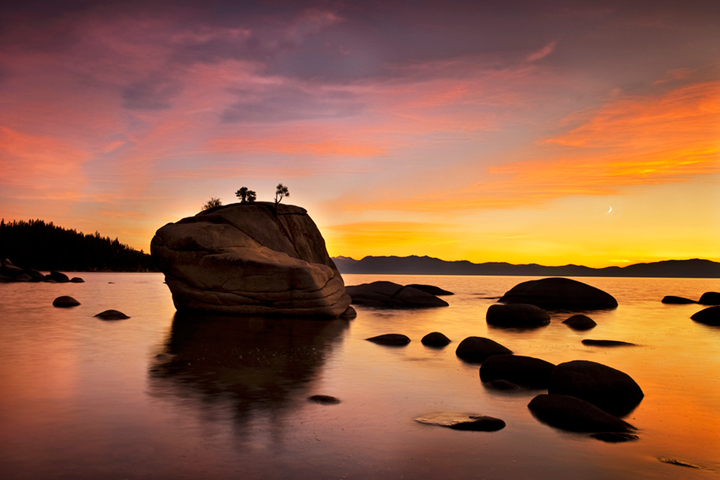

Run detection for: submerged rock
[[53, 296, 80, 307], [421, 332, 451, 347], [366, 333, 411, 346], [562, 314, 597, 330], [486, 303, 550, 328], [499, 277, 617, 310], [151, 202, 351, 317], [548, 360, 644, 415], [455, 336, 512, 363], [662, 295, 696, 304], [94, 309, 130, 320], [691, 306, 720, 326], [346, 281, 449, 309], [591, 432, 639, 443], [528, 394, 636, 433], [308, 395, 340, 405], [582, 339, 636, 347], [480, 355, 556, 389], [415, 413, 505, 432]]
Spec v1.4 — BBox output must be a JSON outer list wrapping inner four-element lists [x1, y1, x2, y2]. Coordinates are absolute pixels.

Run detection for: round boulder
[[455, 336, 512, 363], [691, 306, 720, 326], [53, 296, 80, 307], [480, 355, 556, 389], [499, 277, 617, 310], [366, 333, 411, 346], [661, 295, 696, 304], [699, 292, 720, 305], [486, 303, 550, 328], [563, 314, 597, 330], [70, 277, 85, 283], [548, 360, 644, 415], [528, 394, 636, 433], [94, 310, 130, 320], [48, 271, 70, 283], [421, 332, 451, 347], [346, 281, 449, 309]]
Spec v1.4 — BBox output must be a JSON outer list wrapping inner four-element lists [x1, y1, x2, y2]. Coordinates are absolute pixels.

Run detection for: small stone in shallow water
[[94, 309, 130, 320], [366, 333, 411, 346], [415, 413, 505, 432], [582, 339, 636, 347], [421, 332, 451, 347], [53, 296, 80, 307], [308, 395, 340, 405], [661, 295, 696, 304], [591, 432, 639, 443], [658, 457, 701, 469], [563, 314, 597, 330]]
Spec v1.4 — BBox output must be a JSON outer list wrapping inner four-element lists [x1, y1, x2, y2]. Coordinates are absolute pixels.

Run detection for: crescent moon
[[607, 206, 613, 213]]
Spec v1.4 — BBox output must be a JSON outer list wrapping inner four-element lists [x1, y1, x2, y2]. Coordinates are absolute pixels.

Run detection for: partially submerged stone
[[415, 413, 505, 432], [455, 336, 512, 363], [662, 295, 696, 304], [563, 314, 597, 330], [528, 394, 636, 433], [499, 277, 617, 310], [95, 309, 130, 320], [480, 355, 556, 389], [366, 333, 411, 346], [591, 432, 639, 443], [308, 395, 340, 405], [691, 306, 720, 326], [582, 339, 636, 347], [406, 284, 454, 296], [421, 332, 451, 347], [486, 303, 550, 328], [151, 202, 351, 317], [53, 296, 80, 307], [346, 281, 448, 309], [698, 292, 720, 305]]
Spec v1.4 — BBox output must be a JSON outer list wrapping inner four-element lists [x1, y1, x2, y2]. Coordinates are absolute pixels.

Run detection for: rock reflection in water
[[148, 312, 349, 432]]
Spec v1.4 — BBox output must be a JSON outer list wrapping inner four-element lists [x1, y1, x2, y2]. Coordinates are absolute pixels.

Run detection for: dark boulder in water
[[406, 284, 454, 296], [662, 295, 696, 304], [480, 355, 556, 389], [48, 271, 70, 283], [455, 336, 512, 363], [94, 310, 130, 320], [486, 303, 550, 328], [582, 339, 636, 347], [528, 394, 636, 433], [691, 306, 720, 326], [347, 281, 449, 309], [308, 395, 340, 405], [698, 292, 720, 305], [366, 333, 411, 346], [421, 332, 451, 347], [563, 314, 597, 330], [548, 360, 644, 415], [499, 277, 617, 310], [70, 277, 85, 283], [53, 296, 80, 307]]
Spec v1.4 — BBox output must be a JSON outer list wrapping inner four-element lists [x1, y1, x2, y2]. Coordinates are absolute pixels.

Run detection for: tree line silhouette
[[0, 219, 156, 272]]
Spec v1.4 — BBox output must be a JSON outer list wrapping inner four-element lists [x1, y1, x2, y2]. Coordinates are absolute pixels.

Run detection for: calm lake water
[[1, 273, 719, 479]]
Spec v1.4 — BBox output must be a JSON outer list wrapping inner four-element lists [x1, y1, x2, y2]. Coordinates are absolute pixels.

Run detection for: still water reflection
[[0, 273, 719, 479]]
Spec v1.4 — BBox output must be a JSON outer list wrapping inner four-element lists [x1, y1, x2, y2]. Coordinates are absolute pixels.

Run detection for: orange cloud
[[208, 136, 386, 157]]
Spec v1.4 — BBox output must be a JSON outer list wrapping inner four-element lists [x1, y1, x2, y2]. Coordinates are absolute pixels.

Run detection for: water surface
[[1, 273, 718, 479]]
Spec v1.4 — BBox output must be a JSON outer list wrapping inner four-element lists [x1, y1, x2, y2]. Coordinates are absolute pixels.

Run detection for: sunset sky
[[1, 0, 718, 267]]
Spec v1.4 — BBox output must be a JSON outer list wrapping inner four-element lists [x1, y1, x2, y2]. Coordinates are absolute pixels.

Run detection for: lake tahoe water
[[1, 273, 719, 479]]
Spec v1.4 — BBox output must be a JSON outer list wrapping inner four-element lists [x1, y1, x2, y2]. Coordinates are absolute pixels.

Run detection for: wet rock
[[582, 339, 636, 347], [421, 332, 451, 347], [308, 395, 340, 405], [591, 432, 639, 443], [366, 333, 411, 346], [15, 274, 32, 282], [53, 296, 80, 307], [347, 281, 449, 309], [21, 269, 46, 282], [406, 284, 454, 296], [70, 277, 85, 283], [698, 292, 720, 305], [415, 413, 505, 432], [562, 314, 597, 330], [455, 336, 512, 363], [339, 306, 357, 320], [661, 295, 696, 304], [528, 394, 636, 433], [486, 303, 550, 328], [480, 355, 556, 389], [548, 360, 644, 415], [48, 271, 70, 283], [94, 309, 130, 320], [499, 277, 618, 310], [691, 306, 720, 326]]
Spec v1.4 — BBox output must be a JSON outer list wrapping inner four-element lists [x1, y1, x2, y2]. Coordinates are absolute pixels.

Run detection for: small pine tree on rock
[[275, 184, 289, 206], [235, 187, 256, 204], [202, 197, 222, 210]]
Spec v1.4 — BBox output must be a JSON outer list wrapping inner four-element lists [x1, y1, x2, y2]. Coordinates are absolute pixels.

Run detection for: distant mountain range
[[332, 255, 720, 278]]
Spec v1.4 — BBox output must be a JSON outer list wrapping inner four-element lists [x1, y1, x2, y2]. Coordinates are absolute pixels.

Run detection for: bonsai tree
[[201, 197, 222, 210], [235, 186, 256, 204], [275, 183, 289, 206]]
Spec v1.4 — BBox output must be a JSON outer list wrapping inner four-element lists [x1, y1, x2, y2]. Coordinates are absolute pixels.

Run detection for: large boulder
[[548, 360, 644, 415], [699, 292, 720, 305], [691, 306, 720, 326], [528, 394, 636, 433], [151, 202, 351, 317], [345, 281, 448, 309], [499, 277, 618, 310], [486, 303, 550, 328], [480, 355, 556, 389], [455, 336, 512, 363]]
